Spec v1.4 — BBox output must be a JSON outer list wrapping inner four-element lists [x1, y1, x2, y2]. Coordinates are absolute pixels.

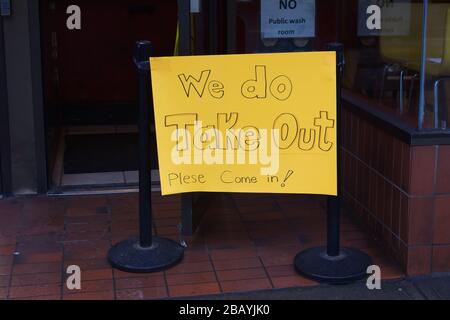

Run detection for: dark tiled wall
[[341, 105, 450, 276]]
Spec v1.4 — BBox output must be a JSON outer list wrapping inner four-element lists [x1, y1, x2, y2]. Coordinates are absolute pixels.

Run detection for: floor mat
[[64, 133, 158, 174]]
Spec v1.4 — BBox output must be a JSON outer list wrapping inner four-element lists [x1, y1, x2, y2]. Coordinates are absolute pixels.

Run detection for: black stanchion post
[[327, 43, 344, 258], [293, 43, 372, 284], [327, 196, 340, 257], [136, 41, 153, 249], [108, 41, 184, 273]]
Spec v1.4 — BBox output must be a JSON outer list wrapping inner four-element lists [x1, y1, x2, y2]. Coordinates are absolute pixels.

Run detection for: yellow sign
[[150, 52, 337, 196]]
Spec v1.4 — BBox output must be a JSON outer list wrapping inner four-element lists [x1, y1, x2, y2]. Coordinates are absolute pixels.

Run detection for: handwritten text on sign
[[150, 52, 337, 196]]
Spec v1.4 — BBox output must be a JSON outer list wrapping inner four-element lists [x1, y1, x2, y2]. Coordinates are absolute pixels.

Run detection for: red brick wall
[[341, 105, 450, 276]]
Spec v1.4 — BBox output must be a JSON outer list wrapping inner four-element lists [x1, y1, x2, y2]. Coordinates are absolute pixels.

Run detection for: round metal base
[[294, 247, 372, 285], [108, 237, 184, 273]]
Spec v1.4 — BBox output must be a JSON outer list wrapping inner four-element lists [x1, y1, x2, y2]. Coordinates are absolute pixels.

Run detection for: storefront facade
[[0, 10, 10, 197], [0, 0, 46, 196], [1, 0, 450, 276]]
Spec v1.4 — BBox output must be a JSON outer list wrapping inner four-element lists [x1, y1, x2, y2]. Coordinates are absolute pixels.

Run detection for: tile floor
[[0, 193, 404, 300]]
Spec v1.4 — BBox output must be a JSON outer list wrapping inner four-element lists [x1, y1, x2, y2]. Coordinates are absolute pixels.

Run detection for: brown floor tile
[[156, 225, 179, 235], [259, 253, 295, 268], [111, 235, 138, 245], [64, 259, 111, 271], [0, 246, 16, 256], [64, 230, 110, 242], [65, 221, 110, 233], [409, 146, 436, 195], [154, 218, 179, 228], [19, 198, 65, 236], [252, 235, 299, 247], [221, 278, 272, 293], [63, 240, 110, 261], [0, 192, 407, 299], [152, 209, 182, 219], [80, 269, 113, 281], [166, 261, 214, 275], [63, 291, 115, 300], [0, 265, 11, 276], [432, 246, 450, 274], [116, 287, 168, 300], [434, 196, 450, 245], [115, 274, 165, 290], [21, 295, 61, 300], [113, 269, 163, 279], [0, 236, 16, 247], [241, 211, 284, 222], [0, 287, 7, 299], [341, 238, 374, 250], [408, 197, 434, 246], [0, 255, 13, 267], [166, 272, 216, 286], [200, 219, 246, 233], [63, 279, 113, 295], [9, 284, 61, 299], [13, 262, 61, 275], [0, 275, 10, 287], [265, 265, 297, 278], [381, 265, 405, 280], [213, 258, 262, 271], [256, 245, 302, 257], [111, 220, 138, 234], [168, 282, 221, 298], [271, 275, 317, 288], [210, 248, 258, 261], [11, 272, 61, 287], [15, 233, 62, 248], [216, 268, 267, 282], [182, 250, 210, 263]]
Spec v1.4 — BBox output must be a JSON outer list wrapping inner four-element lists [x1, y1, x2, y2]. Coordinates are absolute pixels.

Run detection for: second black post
[[293, 43, 372, 284], [107, 41, 184, 273]]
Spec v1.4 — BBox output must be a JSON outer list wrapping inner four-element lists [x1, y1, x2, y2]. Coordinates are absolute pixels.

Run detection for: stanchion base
[[108, 237, 184, 273], [294, 247, 372, 285]]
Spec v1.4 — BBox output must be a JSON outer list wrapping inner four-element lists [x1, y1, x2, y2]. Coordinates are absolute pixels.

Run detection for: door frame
[[30, 0, 48, 194], [0, 16, 12, 196], [177, 0, 219, 236]]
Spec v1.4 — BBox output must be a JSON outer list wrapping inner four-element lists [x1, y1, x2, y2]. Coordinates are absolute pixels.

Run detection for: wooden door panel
[[41, 0, 177, 105]]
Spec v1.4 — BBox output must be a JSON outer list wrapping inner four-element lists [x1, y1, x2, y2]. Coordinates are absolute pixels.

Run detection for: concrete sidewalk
[[197, 276, 450, 300]]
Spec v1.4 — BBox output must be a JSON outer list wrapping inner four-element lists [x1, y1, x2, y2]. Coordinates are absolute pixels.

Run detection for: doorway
[[40, 0, 178, 192]]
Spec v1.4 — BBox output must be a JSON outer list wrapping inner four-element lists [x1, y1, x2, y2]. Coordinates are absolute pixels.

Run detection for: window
[[340, 0, 425, 129], [422, 0, 450, 130], [226, 0, 449, 132]]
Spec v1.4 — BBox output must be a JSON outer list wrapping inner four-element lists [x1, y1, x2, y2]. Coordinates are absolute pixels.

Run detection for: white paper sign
[[190, 0, 201, 13], [358, 0, 411, 37], [261, 0, 316, 39]]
